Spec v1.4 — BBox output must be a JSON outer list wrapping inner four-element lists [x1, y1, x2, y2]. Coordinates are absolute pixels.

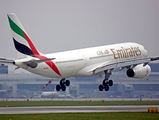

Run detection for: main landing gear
[[56, 78, 70, 91], [99, 70, 113, 91]]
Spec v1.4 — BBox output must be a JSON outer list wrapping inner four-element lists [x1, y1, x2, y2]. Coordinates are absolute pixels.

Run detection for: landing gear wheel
[[56, 84, 61, 91], [61, 85, 66, 91], [99, 85, 104, 91], [104, 84, 109, 91], [108, 80, 113, 86], [60, 79, 65, 86], [66, 80, 70, 86], [102, 79, 107, 86]]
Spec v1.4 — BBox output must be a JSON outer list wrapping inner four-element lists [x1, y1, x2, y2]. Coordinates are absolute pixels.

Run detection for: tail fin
[[7, 13, 42, 59]]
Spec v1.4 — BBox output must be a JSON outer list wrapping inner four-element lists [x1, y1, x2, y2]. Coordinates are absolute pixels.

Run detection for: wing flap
[[93, 62, 117, 74], [116, 57, 150, 68]]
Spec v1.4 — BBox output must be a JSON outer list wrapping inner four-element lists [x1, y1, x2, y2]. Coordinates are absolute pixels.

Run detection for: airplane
[[0, 13, 159, 92], [40, 91, 58, 98], [40, 87, 71, 98]]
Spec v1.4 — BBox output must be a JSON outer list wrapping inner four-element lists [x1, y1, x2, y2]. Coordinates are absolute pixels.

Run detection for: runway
[[0, 105, 159, 114]]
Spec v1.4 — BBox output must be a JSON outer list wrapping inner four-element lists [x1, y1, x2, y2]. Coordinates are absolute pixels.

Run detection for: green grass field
[[0, 101, 158, 120], [0, 100, 159, 107], [0, 112, 159, 120]]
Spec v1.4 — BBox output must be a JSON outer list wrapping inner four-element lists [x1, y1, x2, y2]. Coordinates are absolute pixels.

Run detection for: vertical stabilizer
[[7, 13, 42, 58], [7, 13, 61, 76]]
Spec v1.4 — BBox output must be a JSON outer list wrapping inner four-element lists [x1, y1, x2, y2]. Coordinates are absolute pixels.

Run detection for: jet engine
[[126, 64, 151, 78]]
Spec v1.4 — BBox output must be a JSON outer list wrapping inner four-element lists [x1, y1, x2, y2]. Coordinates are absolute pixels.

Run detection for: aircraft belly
[[57, 61, 84, 78], [25, 63, 60, 78]]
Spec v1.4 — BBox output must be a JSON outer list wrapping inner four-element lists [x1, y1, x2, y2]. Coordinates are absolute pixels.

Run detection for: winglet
[[151, 57, 159, 61]]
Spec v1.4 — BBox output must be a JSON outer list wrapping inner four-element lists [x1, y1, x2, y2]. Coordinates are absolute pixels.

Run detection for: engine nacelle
[[126, 64, 151, 78]]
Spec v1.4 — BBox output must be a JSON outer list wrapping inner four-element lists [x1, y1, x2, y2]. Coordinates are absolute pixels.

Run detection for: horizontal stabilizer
[[30, 58, 55, 63], [23, 58, 55, 68], [0, 58, 14, 64]]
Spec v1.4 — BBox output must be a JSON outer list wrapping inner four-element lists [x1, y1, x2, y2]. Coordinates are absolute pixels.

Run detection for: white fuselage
[[15, 42, 147, 78]]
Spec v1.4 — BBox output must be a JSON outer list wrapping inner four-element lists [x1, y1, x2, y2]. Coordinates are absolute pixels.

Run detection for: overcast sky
[[0, 0, 159, 59]]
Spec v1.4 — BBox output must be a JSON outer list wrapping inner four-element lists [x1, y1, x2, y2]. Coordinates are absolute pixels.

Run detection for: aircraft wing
[[90, 57, 151, 74], [150, 56, 159, 61]]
